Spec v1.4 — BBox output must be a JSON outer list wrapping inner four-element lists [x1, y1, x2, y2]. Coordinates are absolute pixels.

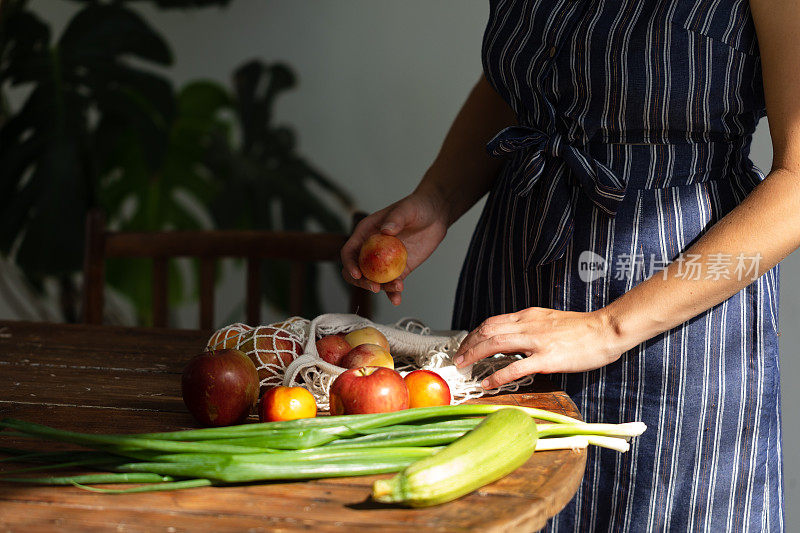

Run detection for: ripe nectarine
[[259, 386, 317, 422], [358, 234, 407, 284], [404, 369, 451, 408]]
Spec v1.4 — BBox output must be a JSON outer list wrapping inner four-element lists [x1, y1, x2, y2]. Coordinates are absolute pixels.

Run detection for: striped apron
[[451, 1, 784, 531]]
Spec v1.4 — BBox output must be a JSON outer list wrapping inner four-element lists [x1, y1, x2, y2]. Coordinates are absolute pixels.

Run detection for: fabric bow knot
[[485, 125, 629, 266], [486, 125, 627, 217]]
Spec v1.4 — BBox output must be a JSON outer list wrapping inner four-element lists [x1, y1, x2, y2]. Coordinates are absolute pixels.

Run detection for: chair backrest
[[82, 210, 372, 329]]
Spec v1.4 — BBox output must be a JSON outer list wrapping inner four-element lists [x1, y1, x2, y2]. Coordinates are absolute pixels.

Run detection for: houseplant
[[0, 0, 352, 325]]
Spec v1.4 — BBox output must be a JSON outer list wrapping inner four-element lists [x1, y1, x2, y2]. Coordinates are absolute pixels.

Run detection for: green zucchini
[[371, 408, 538, 507]]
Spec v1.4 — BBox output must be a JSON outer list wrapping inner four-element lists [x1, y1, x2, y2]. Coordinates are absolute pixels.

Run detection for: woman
[[341, 0, 794, 530]]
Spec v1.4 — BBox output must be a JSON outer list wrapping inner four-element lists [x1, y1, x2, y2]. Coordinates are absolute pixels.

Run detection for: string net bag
[[206, 318, 308, 395], [206, 313, 535, 410]]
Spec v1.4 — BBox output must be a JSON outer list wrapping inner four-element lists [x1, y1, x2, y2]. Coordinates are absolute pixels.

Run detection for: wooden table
[[0, 321, 585, 532]]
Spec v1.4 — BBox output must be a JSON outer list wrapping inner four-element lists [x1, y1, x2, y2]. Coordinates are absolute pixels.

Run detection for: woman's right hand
[[341, 190, 449, 306]]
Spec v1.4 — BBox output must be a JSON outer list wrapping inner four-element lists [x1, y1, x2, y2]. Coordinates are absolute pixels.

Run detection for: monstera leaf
[[208, 60, 354, 317], [98, 81, 232, 324], [0, 2, 173, 283]]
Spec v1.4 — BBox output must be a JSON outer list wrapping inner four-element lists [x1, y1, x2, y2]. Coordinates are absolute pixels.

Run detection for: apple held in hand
[[404, 369, 451, 408], [316, 334, 352, 366], [358, 234, 407, 284], [340, 343, 394, 370], [329, 366, 410, 415], [345, 326, 390, 352], [182, 349, 259, 427], [259, 386, 317, 422]]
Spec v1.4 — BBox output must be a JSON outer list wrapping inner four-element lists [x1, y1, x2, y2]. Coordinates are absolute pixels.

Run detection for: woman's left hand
[[453, 307, 630, 389]]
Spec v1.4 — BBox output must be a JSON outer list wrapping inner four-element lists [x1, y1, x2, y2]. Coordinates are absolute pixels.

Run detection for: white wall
[[8, 1, 798, 527]]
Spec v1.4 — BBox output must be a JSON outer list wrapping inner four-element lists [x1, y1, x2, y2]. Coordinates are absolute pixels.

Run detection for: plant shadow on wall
[[0, 0, 352, 325]]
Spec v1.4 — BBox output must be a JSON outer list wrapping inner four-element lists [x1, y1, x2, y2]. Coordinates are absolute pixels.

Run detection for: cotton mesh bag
[[206, 319, 306, 395], [207, 313, 535, 410]]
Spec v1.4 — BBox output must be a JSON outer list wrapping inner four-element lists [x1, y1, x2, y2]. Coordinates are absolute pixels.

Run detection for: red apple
[[345, 326, 390, 352], [329, 366, 410, 415], [358, 234, 407, 284], [316, 334, 352, 366], [404, 369, 451, 408], [340, 343, 394, 370], [182, 349, 259, 427], [259, 386, 317, 422]]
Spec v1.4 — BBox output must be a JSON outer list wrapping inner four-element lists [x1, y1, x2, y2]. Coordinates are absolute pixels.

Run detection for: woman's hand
[[341, 190, 449, 305], [453, 307, 630, 389], [340, 76, 514, 306]]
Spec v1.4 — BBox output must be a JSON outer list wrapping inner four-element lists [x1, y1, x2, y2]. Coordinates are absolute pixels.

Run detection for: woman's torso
[[452, 2, 783, 531], [457, 0, 769, 317]]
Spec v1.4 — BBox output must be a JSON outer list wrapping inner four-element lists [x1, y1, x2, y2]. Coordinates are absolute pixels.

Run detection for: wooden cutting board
[[0, 321, 585, 532]]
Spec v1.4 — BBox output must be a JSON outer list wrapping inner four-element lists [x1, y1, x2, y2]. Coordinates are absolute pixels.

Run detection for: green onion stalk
[[125, 404, 584, 442], [0, 405, 645, 496]]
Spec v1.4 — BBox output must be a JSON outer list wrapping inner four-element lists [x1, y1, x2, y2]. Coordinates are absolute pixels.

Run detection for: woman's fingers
[[341, 211, 386, 283], [481, 358, 537, 389], [455, 316, 526, 367], [383, 278, 403, 293], [341, 269, 404, 296], [379, 202, 417, 236], [341, 230, 369, 281], [384, 278, 405, 305], [341, 267, 380, 293], [341, 239, 365, 282], [449, 307, 625, 388], [455, 332, 533, 368]]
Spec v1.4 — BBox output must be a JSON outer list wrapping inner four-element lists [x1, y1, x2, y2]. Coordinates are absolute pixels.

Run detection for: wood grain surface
[[0, 321, 585, 532]]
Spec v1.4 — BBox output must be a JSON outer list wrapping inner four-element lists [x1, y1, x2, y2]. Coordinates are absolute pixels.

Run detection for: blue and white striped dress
[[452, 0, 784, 530]]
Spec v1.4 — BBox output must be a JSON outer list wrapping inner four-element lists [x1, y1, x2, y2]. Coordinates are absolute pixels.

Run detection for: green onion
[[0, 473, 174, 485], [537, 422, 646, 439], [0, 419, 272, 455], [73, 479, 213, 494], [130, 405, 582, 442], [344, 419, 482, 436], [0, 458, 120, 475], [0, 405, 644, 497], [117, 448, 437, 483], [186, 426, 350, 450], [586, 436, 630, 452], [0, 448, 115, 464], [322, 430, 468, 449], [534, 436, 589, 451]]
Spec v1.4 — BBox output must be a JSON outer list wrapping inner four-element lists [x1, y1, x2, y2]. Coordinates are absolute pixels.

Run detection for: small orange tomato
[[259, 386, 317, 422], [404, 370, 451, 408]]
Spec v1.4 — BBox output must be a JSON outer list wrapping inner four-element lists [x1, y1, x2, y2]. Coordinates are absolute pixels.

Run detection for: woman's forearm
[[604, 167, 800, 351], [605, 0, 800, 352], [415, 75, 516, 227]]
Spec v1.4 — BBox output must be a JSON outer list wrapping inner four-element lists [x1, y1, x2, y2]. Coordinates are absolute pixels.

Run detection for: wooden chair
[[82, 210, 372, 329]]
